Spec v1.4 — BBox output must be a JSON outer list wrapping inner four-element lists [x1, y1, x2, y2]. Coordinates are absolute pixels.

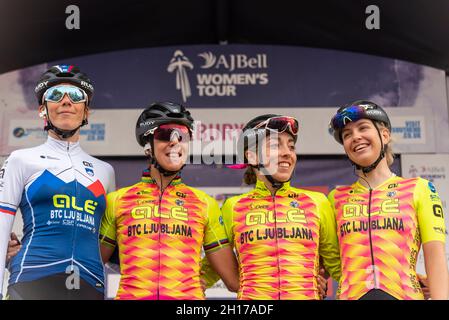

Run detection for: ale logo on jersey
[[167, 50, 269, 102]]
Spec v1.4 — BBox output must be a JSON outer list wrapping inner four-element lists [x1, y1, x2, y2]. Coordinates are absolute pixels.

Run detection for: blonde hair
[[375, 122, 395, 167]]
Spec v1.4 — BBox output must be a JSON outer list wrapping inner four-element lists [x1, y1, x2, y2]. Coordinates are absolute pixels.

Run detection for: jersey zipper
[[367, 188, 378, 289], [157, 187, 164, 300], [271, 192, 281, 300], [66, 142, 76, 273], [155, 176, 176, 300]]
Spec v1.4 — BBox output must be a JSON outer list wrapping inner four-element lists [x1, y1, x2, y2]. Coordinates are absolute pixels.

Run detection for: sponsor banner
[[1, 108, 435, 156], [401, 154, 449, 274], [0, 45, 447, 155], [44, 45, 447, 112], [8, 119, 47, 147], [1, 110, 118, 156]]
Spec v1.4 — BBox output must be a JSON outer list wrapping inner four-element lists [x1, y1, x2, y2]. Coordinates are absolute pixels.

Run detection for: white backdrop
[[401, 154, 449, 274]]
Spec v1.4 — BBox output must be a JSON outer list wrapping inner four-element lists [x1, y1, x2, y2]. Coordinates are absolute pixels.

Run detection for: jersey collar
[[141, 168, 182, 186], [46, 135, 82, 155], [254, 179, 292, 196], [354, 174, 399, 191]]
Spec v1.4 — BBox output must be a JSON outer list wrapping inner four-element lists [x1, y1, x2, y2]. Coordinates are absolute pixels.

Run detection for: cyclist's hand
[[417, 274, 430, 300], [318, 267, 328, 300], [6, 232, 21, 264]]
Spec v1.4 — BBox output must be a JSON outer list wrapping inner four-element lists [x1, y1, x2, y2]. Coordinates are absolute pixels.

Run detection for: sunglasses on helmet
[[330, 105, 371, 130], [43, 85, 88, 104], [153, 124, 191, 143], [253, 116, 299, 136]]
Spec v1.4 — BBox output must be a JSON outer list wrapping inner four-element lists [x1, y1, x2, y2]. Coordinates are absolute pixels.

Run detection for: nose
[[60, 93, 72, 105], [351, 130, 362, 142], [169, 135, 180, 146]]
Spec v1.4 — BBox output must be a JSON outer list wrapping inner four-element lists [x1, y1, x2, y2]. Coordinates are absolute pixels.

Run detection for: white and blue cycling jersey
[[0, 136, 115, 296]]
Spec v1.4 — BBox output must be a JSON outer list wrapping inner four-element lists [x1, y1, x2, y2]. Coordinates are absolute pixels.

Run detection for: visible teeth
[[168, 152, 181, 158], [354, 144, 368, 152], [279, 163, 290, 168]]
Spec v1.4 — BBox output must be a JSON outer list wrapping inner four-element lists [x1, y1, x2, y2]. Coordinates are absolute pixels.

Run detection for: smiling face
[[341, 119, 391, 167], [247, 131, 297, 182], [152, 125, 190, 172], [39, 83, 88, 133]]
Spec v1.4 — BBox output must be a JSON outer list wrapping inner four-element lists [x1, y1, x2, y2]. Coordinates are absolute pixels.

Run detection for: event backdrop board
[[401, 154, 449, 275], [1, 45, 448, 156]]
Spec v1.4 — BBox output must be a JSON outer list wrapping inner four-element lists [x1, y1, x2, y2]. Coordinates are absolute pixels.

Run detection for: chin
[[161, 163, 185, 172], [349, 155, 375, 167], [54, 122, 80, 130], [272, 173, 292, 182]]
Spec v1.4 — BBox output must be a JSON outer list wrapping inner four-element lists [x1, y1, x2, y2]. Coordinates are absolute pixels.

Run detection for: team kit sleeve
[[415, 178, 447, 244], [219, 197, 236, 246], [99, 191, 119, 248], [200, 197, 236, 288], [0, 153, 26, 298], [203, 195, 230, 253], [316, 192, 342, 281]]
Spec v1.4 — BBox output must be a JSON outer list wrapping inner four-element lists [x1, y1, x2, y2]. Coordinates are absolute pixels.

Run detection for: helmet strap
[[251, 164, 285, 189], [351, 120, 386, 174], [43, 103, 88, 139]]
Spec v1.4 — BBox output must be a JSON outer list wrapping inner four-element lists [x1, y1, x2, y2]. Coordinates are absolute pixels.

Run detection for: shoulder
[[83, 154, 115, 174], [221, 192, 253, 212], [107, 182, 141, 201], [328, 184, 354, 199], [1, 146, 44, 171], [405, 176, 434, 193], [6, 145, 45, 162], [185, 184, 215, 201]]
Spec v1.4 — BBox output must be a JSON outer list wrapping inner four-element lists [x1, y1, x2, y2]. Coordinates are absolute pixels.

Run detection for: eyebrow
[[343, 120, 371, 133]]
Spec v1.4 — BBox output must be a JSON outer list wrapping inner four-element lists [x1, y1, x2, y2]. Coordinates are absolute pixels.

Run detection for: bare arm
[[205, 246, 239, 292], [423, 241, 449, 300], [100, 243, 115, 264]]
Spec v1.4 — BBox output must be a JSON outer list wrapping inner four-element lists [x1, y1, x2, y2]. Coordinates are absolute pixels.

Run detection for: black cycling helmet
[[136, 101, 194, 147], [35, 64, 93, 139], [136, 101, 194, 177], [35, 64, 94, 105], [329, 100, 392, 174], [238, 114, 299, 188], [329, 100, 391, 144], [237, 114, 298, 162], [238, 114, 277, 163]]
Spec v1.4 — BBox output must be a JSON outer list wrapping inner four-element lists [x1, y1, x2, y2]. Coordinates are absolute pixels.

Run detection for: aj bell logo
[[167, 50, 268, 102], [167, 50, 194, 103]]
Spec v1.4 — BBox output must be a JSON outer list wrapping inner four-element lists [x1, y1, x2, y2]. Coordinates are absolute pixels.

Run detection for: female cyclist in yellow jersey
[[328, 100, 449, 300], [203, 114, 341, 300], [99, 102, 239, 300]]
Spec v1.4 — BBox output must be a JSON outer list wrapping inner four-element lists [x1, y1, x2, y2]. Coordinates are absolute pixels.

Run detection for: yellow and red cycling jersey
[[328, 176, 447, 300], [100, 170, 229, 300], [216, 179, 341, 300]]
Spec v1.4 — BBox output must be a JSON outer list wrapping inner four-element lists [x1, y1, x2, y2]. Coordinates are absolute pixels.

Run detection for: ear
[[144, 142, 152, 156], [381, 127, 391, 145], [84, 106, 90, 120], [245, 149, 258, 166], [38, 105, 47, 118]]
